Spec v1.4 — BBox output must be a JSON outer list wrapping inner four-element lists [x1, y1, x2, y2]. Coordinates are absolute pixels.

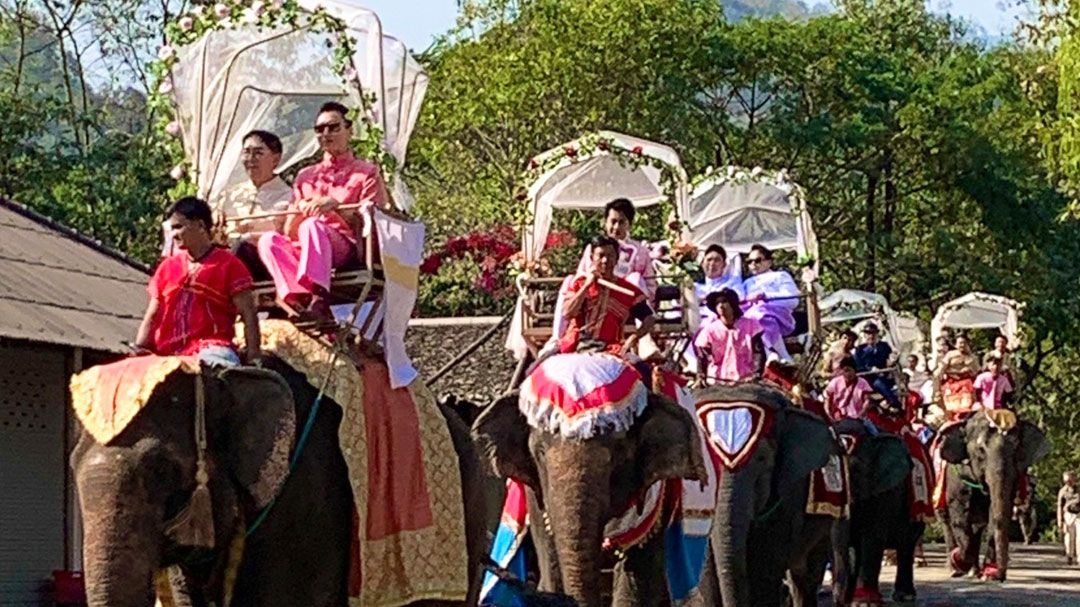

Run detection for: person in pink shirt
[[974, 355, 1014, 410], [694, 288, 765, 383], [576, 198, 656, 301], [258, 101, 388, 321], [824, 357, 874, 421]]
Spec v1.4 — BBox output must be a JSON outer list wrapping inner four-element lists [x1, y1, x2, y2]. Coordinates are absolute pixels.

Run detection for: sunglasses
[[313, 121, 346, 134], [747, 257, 765, 264]]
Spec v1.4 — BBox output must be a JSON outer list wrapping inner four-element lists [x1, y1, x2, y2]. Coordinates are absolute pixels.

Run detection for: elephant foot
[[949, 547, 974, 575], [852, 586, 884, 606], [981, 561, 1006, 582], [891, 590, 917, 606]]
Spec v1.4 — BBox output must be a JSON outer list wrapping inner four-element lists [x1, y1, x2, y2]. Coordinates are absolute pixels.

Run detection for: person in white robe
[[741, 243, 800, 363], [694, 244, 744, 322]]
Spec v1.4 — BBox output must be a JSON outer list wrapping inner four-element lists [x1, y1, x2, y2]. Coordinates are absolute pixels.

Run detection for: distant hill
[[721, 0, 831, 20]]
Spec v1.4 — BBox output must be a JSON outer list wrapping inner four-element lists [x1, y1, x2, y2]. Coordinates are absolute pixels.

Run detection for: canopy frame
[[165, 0, 428, 211], [680, 166, 819, 275], [930, 292, 1024, 366], [519, 130, 688, 267]]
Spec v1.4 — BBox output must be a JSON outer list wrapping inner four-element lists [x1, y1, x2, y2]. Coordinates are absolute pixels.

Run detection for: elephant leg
[[936, 509, 956, 555], [612, 533, 669, 607], [787, 515, 830, 607], [891, 521, 922, 602], [829, 517, 851, 607], [526, 488, 562, 593]]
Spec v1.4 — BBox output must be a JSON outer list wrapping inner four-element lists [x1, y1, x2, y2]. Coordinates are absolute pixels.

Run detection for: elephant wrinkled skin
[[71, 357, 488, 607], [472, 391, 707, 607]]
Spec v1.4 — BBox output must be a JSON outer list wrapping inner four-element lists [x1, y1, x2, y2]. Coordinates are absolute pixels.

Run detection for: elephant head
[[472, 391, 706, 607], [833, 418, 912, 503], [693, 383, 834, 607], [71, 365, 297, 607], [937, 411, 1049, 575]]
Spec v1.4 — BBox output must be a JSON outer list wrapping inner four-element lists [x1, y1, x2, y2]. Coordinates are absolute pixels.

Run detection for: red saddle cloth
[[807, 453, 850, 518]]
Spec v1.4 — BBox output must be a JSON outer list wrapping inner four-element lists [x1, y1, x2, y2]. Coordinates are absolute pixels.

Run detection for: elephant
[[471, 390, 708, 607], [690, 383, 836, 607], [71, 356, 489, 607], [834, 419, 924, 606], [936, 410, 1050, 581]]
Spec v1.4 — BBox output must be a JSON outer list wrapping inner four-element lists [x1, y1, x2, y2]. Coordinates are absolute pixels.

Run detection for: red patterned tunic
[[558, 275, 651, 354], [148, 247, 253, 355]]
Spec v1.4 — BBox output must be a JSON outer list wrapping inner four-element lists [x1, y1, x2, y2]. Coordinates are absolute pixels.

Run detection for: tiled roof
[[0, 199, 150, 353]]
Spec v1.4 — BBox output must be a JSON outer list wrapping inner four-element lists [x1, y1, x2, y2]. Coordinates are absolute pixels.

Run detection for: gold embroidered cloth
[[249, 321, 467, 606], [70, 356, 200, 444]]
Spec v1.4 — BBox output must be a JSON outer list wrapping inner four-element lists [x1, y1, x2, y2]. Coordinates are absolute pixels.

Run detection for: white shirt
[[213, 176, 292, 243], [743, 269, 799, 310]]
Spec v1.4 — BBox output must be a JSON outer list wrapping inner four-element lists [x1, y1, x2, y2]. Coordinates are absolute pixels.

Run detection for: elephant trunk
[[77, 450, 165, 607], [712, 455, 765, 607], [545, 441, 611, 607], [986, 464, 1015, 575]]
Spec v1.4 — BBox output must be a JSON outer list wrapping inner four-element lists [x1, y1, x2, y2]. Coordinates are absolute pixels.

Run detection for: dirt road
[[827, 543, 1080, 606]]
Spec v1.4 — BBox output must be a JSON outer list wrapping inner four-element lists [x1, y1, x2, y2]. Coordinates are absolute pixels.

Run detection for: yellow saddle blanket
[[70, 355, 200, 444]]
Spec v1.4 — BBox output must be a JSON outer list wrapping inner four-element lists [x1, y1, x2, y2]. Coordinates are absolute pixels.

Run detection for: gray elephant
[[71, 357, 489, 607], [936, 410, 1050, 581], [471, 391, 707, 607], [691, 383, 835, 607]]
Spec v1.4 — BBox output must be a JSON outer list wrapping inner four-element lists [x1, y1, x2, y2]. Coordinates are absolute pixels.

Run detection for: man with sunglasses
[[741, 243, 800, 364], [258, 101, 388, 321]]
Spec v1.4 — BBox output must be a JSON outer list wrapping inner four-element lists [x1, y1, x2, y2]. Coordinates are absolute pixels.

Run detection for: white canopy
[[931, 293, 1023, 356], [521, 131, 688, 263], [680, 167, 818, 272], [169, 0, 427, 209], [820, 289, 926, 360]]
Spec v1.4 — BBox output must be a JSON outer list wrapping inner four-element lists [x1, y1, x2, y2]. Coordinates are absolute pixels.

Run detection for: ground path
[[823, 543, 1080, 606]]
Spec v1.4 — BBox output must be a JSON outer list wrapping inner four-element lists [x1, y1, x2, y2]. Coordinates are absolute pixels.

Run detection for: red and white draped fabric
[[519, 352, 648, 439], [696, 400, 774, 472]]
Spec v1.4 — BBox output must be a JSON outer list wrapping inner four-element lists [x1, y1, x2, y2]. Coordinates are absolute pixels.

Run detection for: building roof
[[406, 317, 517, 405], [0, 198, 150, 353]]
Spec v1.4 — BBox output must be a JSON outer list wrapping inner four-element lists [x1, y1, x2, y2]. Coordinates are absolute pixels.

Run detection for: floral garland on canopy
[[148, 0, 394, 196], [511, 132, 686, 277], [689, 165, 817, 271]]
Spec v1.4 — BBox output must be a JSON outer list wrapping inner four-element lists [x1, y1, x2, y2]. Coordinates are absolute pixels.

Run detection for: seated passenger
[[695, 244, 744, 321], [212, 130, 291, 280], [135, 197, 261, 367], [824, 357, 874, 421], [559, 235, 656, 356], [694, 288, 764, 383], [576, 198, 656, 301], [741, 244, 800, 364], [258, 101, 388, 321], [821, 329, 858, 377], [974, 354, 1014, 411], [935, 333, 981, 419], [853, 323, 901, 409], [983, 334, 1014, 383]]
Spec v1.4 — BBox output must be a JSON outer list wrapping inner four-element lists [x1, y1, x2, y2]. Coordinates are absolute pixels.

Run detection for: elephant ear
[[937, 420, 968, 464], [1018, 421, 1050, 470], [636, 394, 708, 490], [218, 367, 296, 509], [472, 392, 538, 488], [867, 434, 913, 496], [775, 408, 833, 503]]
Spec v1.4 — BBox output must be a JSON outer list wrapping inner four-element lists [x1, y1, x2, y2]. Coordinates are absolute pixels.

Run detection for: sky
[[361, 0, 1032, 53]]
